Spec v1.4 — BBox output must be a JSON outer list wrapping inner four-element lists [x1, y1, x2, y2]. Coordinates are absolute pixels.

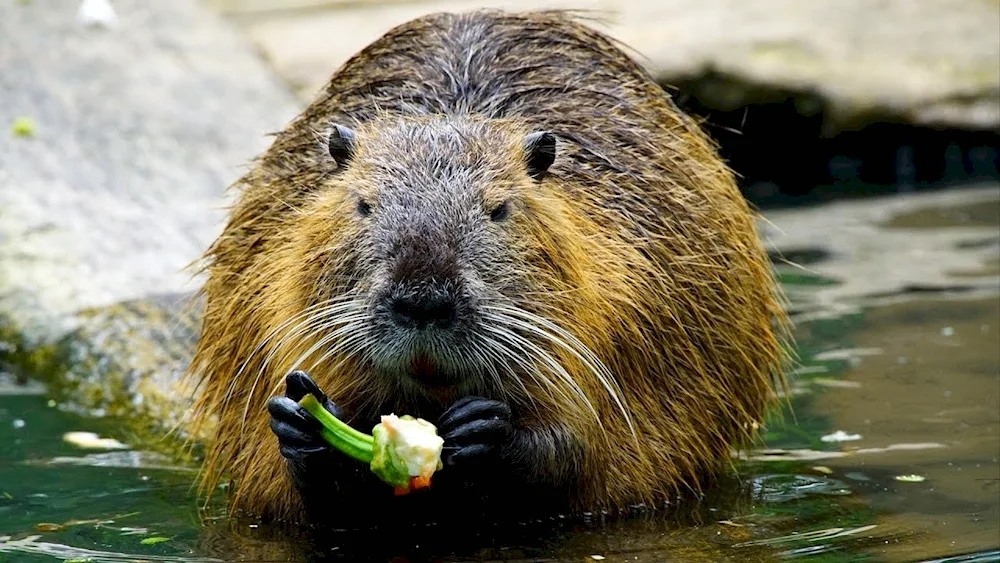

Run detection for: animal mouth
[[409, 353, 452, 387], [407, 352, 461, 404]]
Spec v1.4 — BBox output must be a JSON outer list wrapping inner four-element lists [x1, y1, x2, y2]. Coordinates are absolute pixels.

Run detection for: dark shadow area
[[196, 471, 775, 562], [669, 76, 1000, 210]]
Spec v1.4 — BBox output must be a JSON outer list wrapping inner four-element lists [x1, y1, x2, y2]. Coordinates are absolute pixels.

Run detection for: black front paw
[[437, 396, 512, 469], [267, 370, 344, 461]]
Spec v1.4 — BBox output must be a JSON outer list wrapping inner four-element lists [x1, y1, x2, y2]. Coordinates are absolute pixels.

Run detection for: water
[[1, 187, 998, 562]]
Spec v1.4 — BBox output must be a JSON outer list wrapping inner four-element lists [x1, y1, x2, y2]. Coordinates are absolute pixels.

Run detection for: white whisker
[[222, 297, 359, 410], [305, 322, 371, 372], [478, 331, 537, 407], [484, 304, 636, 438], [238, 298, 367, 433], [482, 322, 593, 422]]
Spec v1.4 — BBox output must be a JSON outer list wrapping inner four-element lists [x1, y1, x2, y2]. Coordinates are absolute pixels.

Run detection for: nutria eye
[[357, 199, 372, 217], [489, 201, 510, 222]]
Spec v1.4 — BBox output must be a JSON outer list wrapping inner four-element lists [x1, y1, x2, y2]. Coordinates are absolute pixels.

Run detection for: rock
[[215, 0, 1000, 134], [0, 0, 301, 438]]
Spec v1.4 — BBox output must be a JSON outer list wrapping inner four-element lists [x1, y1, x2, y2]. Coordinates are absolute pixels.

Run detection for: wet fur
[[186, 9, 790, 523]]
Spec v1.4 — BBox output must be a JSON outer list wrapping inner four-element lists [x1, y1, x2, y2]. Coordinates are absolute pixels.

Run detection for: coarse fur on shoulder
[[184, 8, 790, 524]]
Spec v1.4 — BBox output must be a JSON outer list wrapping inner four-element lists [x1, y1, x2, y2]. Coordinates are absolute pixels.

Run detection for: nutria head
[[298, 115, 561, 398]]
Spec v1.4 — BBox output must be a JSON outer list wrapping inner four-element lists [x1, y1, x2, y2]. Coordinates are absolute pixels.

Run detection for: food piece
[[62, 431, 129, 450], [370, 414, 444, 495], [298, 394, 373, 464], [297, 394, 443, 494]]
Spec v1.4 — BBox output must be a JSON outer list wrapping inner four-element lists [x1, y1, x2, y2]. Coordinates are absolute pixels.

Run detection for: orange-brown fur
[[186, 9, 789, 523]]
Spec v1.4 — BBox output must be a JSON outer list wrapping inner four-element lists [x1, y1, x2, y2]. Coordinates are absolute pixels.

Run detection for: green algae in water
[[139, 536, 171, 545]]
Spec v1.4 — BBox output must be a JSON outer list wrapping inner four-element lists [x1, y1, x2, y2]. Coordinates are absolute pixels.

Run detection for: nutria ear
[[327, 124, 356, 168], [524, 131, 556, 180]]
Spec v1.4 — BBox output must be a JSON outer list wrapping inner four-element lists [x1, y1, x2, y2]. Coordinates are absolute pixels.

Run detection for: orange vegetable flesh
[[391, 475, 434, 496]]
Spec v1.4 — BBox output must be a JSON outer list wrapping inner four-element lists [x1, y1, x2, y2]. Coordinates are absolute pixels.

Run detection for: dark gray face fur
[[329, 117, 555, 390]]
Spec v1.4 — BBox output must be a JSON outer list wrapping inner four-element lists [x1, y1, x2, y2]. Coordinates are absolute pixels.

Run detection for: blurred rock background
[[210, 0, 1000, 205]]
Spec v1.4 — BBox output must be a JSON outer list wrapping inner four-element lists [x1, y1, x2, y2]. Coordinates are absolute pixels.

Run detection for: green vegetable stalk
[[299, 394, 374, 463], [298, 394, 444, 495]]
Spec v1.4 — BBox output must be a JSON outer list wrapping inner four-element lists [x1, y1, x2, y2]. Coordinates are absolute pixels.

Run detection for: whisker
[[222, 297, 359, 413], [260, 321, 370, 406], [485, 305, 635, 437], [285, 315, 370, 375], [481, 322, 593, 422], [245, 309, 362, 415], [305, 322, 372, 372], [238, 300, 367, 433], [468, 333, 510, 402], [478, 331, 538, 409]]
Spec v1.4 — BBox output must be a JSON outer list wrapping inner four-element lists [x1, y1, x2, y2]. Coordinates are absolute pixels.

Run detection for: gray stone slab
[[0, 0, 301, 433]]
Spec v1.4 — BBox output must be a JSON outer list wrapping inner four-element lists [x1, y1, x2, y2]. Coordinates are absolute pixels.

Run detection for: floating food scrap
[[894, 474, 926, 483], [140, 536, 170, 545], [62, 431, 129, 450], [820, 430, 862, 443]]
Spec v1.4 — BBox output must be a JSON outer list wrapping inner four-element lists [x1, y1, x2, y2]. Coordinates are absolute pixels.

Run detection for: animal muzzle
[[388, 285, 458, 330], [384, 226, 468, 332]]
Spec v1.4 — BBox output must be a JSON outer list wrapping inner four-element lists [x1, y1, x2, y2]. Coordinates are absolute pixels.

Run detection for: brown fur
[[185, 9, 789, 523]]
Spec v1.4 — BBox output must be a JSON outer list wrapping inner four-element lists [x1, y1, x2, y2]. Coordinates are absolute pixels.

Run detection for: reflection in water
[[0, 535, 224, 563], [751, 474, 853, 502], [800, 295, 1000, 562], [1, 186, 998, 562]]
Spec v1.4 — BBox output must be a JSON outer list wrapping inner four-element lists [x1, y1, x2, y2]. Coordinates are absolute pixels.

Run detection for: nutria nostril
[[390, 293, 457, 329]]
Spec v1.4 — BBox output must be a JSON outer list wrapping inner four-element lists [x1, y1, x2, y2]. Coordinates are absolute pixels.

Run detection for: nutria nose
[[390, 293, 456, 330]]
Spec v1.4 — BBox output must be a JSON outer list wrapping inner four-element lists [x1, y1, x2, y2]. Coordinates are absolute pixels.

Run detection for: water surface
[[1, 186, 998, 562]]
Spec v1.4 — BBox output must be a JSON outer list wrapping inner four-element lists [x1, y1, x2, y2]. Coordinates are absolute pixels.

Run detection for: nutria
[[186, 9, 789, 525]]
